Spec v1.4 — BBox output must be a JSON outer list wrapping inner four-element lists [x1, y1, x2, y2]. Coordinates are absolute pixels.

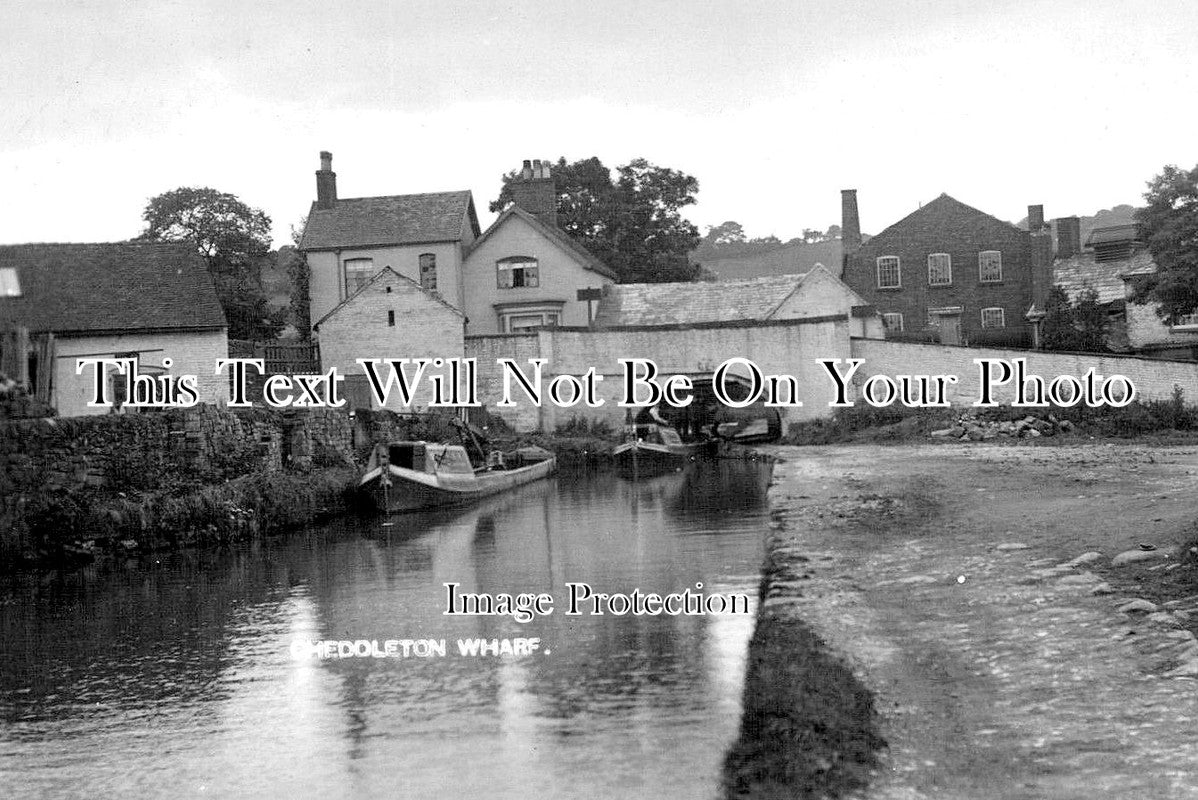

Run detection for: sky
[[2, 0, 1196, 248]]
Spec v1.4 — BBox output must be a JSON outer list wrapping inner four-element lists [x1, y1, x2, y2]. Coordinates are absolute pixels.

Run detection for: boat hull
[[612, 439, 715, 477], [360, 457, 556, 513]]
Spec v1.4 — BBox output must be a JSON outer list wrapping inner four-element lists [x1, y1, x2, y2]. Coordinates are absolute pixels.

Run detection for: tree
[[1129, 164, 1198, 321], [138, 187, 282, 340], [282, 217, 311, 338], [1041, 286, 1108, 352], [704, 221, 747, 246], [491, 157, 702, 283]]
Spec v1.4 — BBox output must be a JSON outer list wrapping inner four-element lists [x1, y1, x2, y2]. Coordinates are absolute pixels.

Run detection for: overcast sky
[[2, 0, 1195, 248]]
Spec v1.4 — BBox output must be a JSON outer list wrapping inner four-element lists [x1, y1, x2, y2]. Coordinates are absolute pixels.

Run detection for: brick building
[[840, 191, 1053, 348]]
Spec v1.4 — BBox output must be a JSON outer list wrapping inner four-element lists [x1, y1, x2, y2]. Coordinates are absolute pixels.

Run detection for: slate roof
[[592, 273, 809, 327], [1054, 249, 1156, 305], [311, 266, 463, 330], [0, 242, 226, 335], [867, 194, 1023, 244], [299, 192, 480, 251], [468, 206, 618, 280]]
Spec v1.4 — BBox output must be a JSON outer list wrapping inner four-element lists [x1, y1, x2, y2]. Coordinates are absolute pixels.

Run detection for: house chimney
[[1027, 204, 1045, 232], [1030, 226, 1054, 311], [1055, 216, 1081, 259], [316, 151, 337, 210], [510, 158, 558, 228], [841, 189, 862, 253]]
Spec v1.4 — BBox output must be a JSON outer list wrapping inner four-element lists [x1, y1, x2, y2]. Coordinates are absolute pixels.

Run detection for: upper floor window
[[344, 257, 374, 296], [497, 256, 539, 289], [0, 267, 20, 297], [927, 253, 952, 286], [978, 250, 1003, 282], [881, 312, 904, 332], [981, 307, 1006, 328], [419, 253, 437, 293], [876, 256, 901, 289]]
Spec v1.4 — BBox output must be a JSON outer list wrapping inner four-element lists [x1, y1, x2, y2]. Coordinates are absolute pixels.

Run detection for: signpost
[[576, 287, 603, 325]]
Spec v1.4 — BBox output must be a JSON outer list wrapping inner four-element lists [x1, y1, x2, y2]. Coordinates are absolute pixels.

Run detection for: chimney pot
[[511, 158, 558, 227]]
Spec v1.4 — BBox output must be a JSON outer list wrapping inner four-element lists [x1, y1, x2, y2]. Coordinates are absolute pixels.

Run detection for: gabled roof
[[467, 205, 618, 280], [312, 266, 463, 329], [1054, 249, 1156, 305], [0, 242, 226, 335], [593, 273, 816, 328], [299, 191, 480, 251], [867, 193, 1023, 244]]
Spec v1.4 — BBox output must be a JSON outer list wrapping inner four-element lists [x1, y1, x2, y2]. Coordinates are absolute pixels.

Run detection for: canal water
[[0, 460, 771, 799]]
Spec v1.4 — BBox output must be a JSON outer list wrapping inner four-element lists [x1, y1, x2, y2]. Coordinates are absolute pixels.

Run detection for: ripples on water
[[0, 460, 772, 799]]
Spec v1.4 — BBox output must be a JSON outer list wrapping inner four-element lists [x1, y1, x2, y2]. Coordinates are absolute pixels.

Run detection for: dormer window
[[876, 256, 901, 289], [344, 257, 374, 296], [927, 253, 952, 286], [497, 257, 539, 289]]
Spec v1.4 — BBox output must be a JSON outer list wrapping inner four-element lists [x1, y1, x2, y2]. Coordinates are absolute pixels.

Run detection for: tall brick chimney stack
[[316, 151, 337, 210], [1027, 204, 1045, 232], [1055, 216, 1081, 258], [510, 158, 558, 228], [841, 189, 862, 253], [1029, 204, 1053, 311]]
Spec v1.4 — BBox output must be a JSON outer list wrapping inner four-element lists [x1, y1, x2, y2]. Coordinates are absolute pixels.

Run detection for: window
[[1174, 313, 1198, 328], [881, 312, 904, 332], [344, 257, 374, 296], [419, 253, 437, 293], [876, 256, 901, 289], [497, 257, 539, 289], [0, 267, 20, 297], [979, 250, 1003, 282], [927, 253, 952, 286], [387, 310, 395, 327], [506, 311, 559, 332], [981, 307, 1006, 328]]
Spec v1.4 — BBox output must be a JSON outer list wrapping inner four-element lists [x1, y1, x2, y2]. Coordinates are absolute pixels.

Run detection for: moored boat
[[359, 439, 556, 513], [612, 423, 717, 476]]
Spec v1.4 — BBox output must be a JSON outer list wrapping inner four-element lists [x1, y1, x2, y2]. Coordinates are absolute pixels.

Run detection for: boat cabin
[[387, 442, 475, 475]]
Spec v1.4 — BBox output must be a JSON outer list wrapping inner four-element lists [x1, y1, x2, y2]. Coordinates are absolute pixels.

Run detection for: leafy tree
[[138, 187, 282, 340], [491, 157, 701, 283], [1041, 285, 1108, 352], [704, 221, 747, 246], [1129, 164, 1198, 321]]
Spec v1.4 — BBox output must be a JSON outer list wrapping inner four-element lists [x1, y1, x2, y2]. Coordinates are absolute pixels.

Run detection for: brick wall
[[843, 195, 1034, 345]]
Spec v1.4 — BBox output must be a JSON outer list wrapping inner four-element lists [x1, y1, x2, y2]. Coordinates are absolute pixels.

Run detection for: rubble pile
[[930, 412, 1075, 441]]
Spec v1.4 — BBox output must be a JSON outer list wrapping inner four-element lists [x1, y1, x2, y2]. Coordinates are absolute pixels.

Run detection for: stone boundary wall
[[850, 339, 1198, 407], [467, 318, 852, 432]]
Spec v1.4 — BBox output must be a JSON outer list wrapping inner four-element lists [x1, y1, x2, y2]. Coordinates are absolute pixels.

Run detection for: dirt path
[[764, 443, 1198, 799]]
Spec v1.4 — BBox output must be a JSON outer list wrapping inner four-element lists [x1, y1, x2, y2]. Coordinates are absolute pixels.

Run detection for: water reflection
[[0, 460, 770, 799]]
